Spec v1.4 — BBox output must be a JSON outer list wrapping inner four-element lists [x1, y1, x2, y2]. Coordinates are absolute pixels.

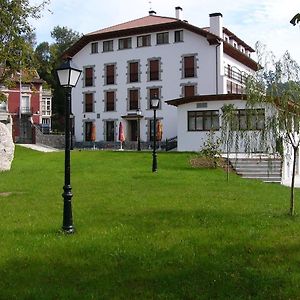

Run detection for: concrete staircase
[[229, 157, 282, 183]]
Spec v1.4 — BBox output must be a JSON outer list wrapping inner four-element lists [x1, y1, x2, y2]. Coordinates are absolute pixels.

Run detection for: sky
[[30, 0, 300, 63]]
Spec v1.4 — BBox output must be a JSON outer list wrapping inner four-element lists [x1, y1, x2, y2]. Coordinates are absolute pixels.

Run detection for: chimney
[[209, 13, 223, 38], [149, 10, 157, 16], [175, 6, 182, 19]]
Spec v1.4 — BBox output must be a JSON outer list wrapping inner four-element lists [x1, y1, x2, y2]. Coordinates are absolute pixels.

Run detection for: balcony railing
[[20, 106, 33, 114], [224, 66, 247, 85]]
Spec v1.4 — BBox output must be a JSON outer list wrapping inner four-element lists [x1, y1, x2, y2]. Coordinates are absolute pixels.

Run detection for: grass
[[0, 146, 300, 299]]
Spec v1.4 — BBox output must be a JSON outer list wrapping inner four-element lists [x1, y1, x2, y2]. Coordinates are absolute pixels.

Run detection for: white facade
[[68, 11, 257, 147]]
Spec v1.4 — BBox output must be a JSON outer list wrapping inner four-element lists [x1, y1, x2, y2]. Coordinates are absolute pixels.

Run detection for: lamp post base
[[62, 184, 75, 234]]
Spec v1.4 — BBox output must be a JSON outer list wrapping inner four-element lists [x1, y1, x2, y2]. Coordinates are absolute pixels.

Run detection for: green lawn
[[1, 146, 300, 299]]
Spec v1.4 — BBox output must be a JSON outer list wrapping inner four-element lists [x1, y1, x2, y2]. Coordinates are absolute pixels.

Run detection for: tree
[[221, 104, 237, 182], [246, 43, 300, 216], [34, 26, 81, 130], [0, 0, 49, 83]]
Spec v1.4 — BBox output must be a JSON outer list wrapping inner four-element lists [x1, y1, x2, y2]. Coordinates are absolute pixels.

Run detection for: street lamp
[[136, 108, 142, 151], [56, 57, 81, 234], [151, 95, 160, 172]]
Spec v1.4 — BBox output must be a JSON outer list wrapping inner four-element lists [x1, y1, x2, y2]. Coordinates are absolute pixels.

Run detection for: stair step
[[229, 157, 282, 183]]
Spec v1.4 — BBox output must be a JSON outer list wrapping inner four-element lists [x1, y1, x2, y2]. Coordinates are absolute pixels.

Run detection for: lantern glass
[[56, 59, 82, 88]]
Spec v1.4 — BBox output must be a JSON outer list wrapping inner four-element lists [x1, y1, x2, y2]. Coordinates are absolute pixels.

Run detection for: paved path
[[18, 144, 60, 152]]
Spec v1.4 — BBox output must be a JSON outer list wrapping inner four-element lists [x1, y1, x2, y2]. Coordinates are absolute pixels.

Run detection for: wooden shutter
[[85, 93, 93, 112], [184, 85, 195, 97], [106, 91, 115, 111], [150, 60, 159, 80], [184, 56, 195, 78], [85, 67, 93, 86], [129, 62, 138, 82], [129, 90, 138, 110], [106, 65, 115, 84]]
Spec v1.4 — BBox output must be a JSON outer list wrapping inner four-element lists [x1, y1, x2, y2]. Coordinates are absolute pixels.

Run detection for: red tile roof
[[87, 15, 178, 35]]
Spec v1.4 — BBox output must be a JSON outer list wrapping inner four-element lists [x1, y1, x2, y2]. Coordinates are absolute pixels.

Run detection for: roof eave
[[166, 93, 247, 107]]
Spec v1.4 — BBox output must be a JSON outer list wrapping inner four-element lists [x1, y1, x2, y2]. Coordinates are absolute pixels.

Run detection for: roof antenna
[[149, 1, 152, 11]]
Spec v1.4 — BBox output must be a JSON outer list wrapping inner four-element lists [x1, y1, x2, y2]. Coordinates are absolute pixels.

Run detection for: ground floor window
[[231, 109, 265, 130], [188, 110, 219, 131], [106, 120, 115, 141]]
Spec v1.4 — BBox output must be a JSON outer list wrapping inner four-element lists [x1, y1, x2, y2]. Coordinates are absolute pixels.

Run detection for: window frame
[[183, 55, 196, 78], [128, 61, 139, 83], [231, 109, 265, 131], [188, 110, 220, 131], [85, 121, 93, 141], [105, 120, 115, 142], [84, 66, 94, 87], [174, 30, 183, 43], [156, 32, 169, 45], [84, 93, 94, 113], [91, 42, 98, 54], [148, 59, 160, 81], [105, 64, 116, 85], [103, 40, 113, 52], [137, 34, 151, 47], [128, 89, 139, 111], [118, 37, 132, 50], [105, 90, 115, 112]]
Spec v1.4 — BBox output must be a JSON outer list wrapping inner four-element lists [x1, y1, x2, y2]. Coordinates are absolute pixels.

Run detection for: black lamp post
[[151, 95, 160, 172], [136, 108, 142, 151], [56, 58, 81, 234]]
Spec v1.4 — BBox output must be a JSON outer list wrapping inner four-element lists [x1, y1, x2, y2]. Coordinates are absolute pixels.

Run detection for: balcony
[[20, 106, 33, 115], [224, 66, 247, 85]]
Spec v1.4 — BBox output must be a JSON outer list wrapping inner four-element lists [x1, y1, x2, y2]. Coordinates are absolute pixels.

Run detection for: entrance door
[[128, 120, 137, 142], [19, 117, 32, 143]]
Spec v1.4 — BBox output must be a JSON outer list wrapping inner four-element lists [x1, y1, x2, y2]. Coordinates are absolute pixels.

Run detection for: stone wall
[[35, 126, 65, 149]]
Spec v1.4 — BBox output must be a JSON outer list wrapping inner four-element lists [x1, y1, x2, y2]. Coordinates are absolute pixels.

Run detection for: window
[[21, 95, 30, 114], [174, 30, 183, 42], [41, 97, 51, 116], [105, 91, 115, 111], [106, 121, 115, 141], [183, 56, 195, 78], [128, 89, 139, 110], [85, 121, 93, 141], [184, 85, 195, 97], [119, 37, 132, 50], [188, 110, 219, 131], [149, 59, 160, 81], [129, 61, 139, 83], [103, 40, 113, 52], [137, 35, 151, 47], [91, 42, 98, 54], [157, 32, 169, 44], [149, 88, 160, 109], [84, 93, 94, 112], [231, 109, 265, 130], [84, 67, 94, 87], [106, 64, 115, 85]]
